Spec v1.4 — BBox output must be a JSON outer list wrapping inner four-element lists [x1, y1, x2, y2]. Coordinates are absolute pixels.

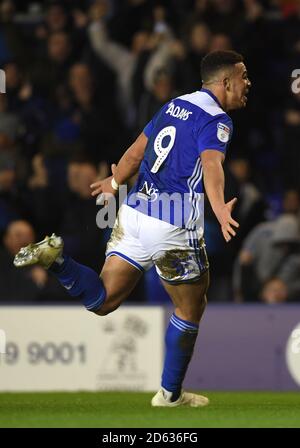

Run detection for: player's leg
[[14, 235, 142, 313], [141, 221, 211, 407], [152, 272, 209, 407], [94, 205, 150, 314], [15, 236, 142, 316], [50, 251, 143, 314], [162, 270, 209, 324], [13, 205, 147, 313], [95, 255, 142, 315], [13, 233, 109, 311]]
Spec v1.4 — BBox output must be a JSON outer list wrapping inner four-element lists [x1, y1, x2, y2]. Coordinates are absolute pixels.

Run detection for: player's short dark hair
[[201, 50, 244, 83]]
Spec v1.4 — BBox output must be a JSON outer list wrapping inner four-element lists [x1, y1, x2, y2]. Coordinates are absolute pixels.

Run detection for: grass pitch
[[0, 391, 300, 428]]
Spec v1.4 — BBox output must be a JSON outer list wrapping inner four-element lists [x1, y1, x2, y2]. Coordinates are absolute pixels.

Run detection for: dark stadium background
[[1, 0, 299, 305], [1, 0, 300, 430]]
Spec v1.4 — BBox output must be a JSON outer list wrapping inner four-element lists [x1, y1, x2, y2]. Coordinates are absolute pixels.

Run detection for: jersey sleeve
[[196, 114, 233, 155], [143, 106, 165, 138], [143, 119, 154, 138]]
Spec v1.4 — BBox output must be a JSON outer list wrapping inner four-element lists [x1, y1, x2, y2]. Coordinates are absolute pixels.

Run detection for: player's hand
[[215, 197, 239, 243], [90, 164, 117, 205]]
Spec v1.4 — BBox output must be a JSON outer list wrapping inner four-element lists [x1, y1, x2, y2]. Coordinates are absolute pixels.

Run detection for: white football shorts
[[105, 204, 209, 283]]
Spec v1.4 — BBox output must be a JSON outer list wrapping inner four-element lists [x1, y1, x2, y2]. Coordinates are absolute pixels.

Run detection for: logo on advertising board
[[286, 323, 300, 386], [96, 315, 149, 390]]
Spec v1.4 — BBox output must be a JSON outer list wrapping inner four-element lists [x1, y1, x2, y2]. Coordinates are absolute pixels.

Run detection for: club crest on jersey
[[217, 123, 230, 143]]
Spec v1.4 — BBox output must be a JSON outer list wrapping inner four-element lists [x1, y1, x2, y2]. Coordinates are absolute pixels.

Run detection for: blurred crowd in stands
[[0, 0, 300, 304]]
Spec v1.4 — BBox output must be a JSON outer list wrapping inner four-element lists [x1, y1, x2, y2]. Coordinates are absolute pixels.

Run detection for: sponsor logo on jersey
[[217, 122, 230, 143], [137, 181, 159, 202], [166, 102, 193, 121]]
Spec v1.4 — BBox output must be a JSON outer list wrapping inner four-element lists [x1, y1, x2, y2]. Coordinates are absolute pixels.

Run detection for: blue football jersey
[[126, 88, 233, 232]]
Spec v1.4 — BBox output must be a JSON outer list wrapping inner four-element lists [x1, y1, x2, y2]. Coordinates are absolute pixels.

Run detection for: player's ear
[[223, 76, 231, 91]]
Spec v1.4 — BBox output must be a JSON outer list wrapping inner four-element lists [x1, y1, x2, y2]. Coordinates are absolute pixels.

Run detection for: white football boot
[[13, 233, 63, 269], [151, 388, 209, 408]]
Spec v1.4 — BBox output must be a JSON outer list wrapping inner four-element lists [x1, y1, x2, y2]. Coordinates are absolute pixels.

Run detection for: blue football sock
[[161, 313, 199, 401], [49, 255, 106, 312]]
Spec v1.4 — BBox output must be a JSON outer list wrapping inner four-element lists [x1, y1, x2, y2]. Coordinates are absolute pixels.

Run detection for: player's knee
[[187, 295, 207, 323], [92, 300, 119, 316], [93, 305, 113, 316], [93, 308, 110, 316], [197, 294, 207, 315], [200, 294, 207, 308]]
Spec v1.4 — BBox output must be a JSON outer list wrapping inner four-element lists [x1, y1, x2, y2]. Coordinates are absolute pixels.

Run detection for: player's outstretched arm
[[90, 132, 148, 197], [201, 149, 239, 242]]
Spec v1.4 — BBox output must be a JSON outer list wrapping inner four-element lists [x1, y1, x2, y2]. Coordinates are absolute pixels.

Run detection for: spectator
[[0, 220, 69, 301], [209, 32, 232, 51], [175, 21, 211, 92], [0, 0, 29, 66], [260, 278, 289, 304], [228, 157, 267, 245], [68, 62, 125, 164], [88, 3, 138, 120], [278, 254, 300, 301], [0, 93, 20, 142], [233, 214, 300, 301], [136, 68, 177, 132], [21, 153, 62, 237], [282, 89, 300, 190], [281, 188, 300, 221], [59, 158, 108, 272], [0, 153, 22, 237], [30, 31, 74, 99]]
